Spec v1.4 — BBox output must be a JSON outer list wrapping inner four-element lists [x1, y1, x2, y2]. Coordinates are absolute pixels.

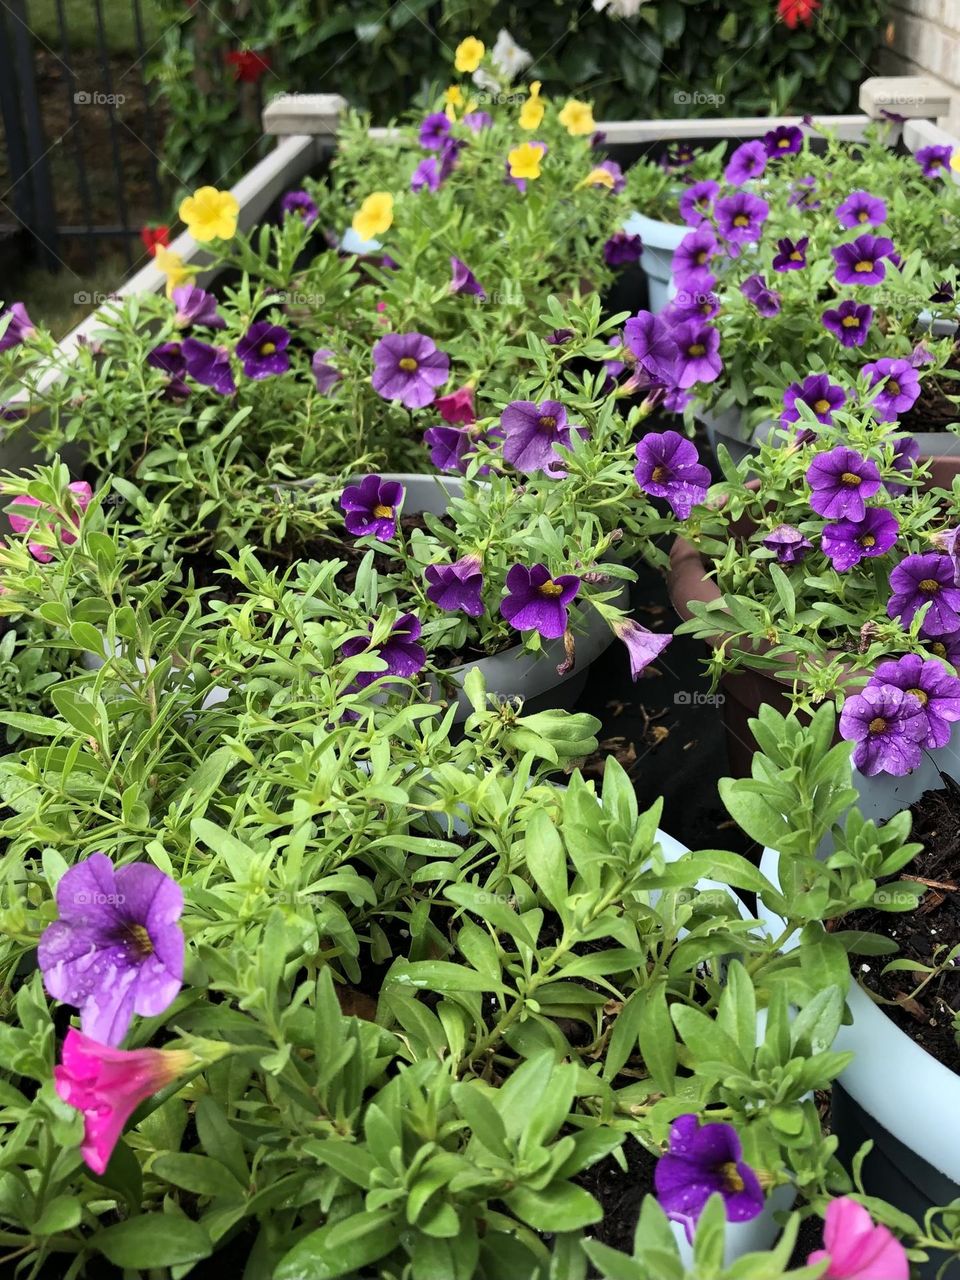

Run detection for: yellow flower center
[[539, 580, 564, 598], [778, 138, 790, 148], [126, 923, 154, 957], [719, 1162, 745, 1193], [868, 717, 888, 734], [920, 578, 941, 594], [260, 342, 276, 356], [887, 379, 900, 396], [860, 534, 876, 548], [841, 315, 860, 328], [538, 415, 557, 431], [695, 250, 708, 265], [813, 399, 830, 414], [651, 465, 668, 483], [932, 642, 947, 657], [908, 687, 929, 706], [733, 214, 750, 227], [398, 357, 419, 372], [858, 210, 869, 222], [790, 251, 803, 260], [373, 504, 394, 519], [854, 259, 874, 273], [840, 472, 862, 487], [688, 343, 706, 357]]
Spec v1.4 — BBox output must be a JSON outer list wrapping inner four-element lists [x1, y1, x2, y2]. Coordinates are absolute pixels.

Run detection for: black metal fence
[[0, 0, 166, 275]]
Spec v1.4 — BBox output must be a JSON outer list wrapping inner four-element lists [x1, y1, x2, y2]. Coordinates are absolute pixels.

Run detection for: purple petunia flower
[[501, 399, 578, 475], [924, 627, 960, 667], [634, 430, 710, 518], [888, 435, 921, 495], [870, 653, 960, 748], [411, 157, 442, 194], [281, 189, 319, 225], [654, 1114, 764, 1243], [888, 553, 960, 635], [500, 563, 581, 640], [788, 175, 820, 209], [439, 137, 465, 182], [806, 447, 881, 520], [340, 474, 404, 539], [821, 508, 899, 572], [740, 274, 781, 317], [916, 145, 953, 179], [372, 332, 449, 409], [672, 321, 722, 388], [838, 683, 928, 776], [171, 284, 225, 329], [672, 225, 718, 291], [835, 190, 886, 229], [772, 236, 809, 272], [312, 348, 341, 393], [667, 289, 720, 323], [822, 299, 873, 348], [0, 302, 35, 352], [38, 853, 183, 1047], [782, 373, 847, 426], [236, 321, 291, 379], [147, 341, 190, 398], [423, 425, 476, 474], [450, 256, 486, 299], [546, 328, 574, 345], [831, 234, 896, 286], [623, 311, 678, 383], [612, 619, 672, 679], [603, 232, 643, 268], [863, 357, 921, 423], [341, 613, 426, 687], [714, 191, 769, 244], [763, 124, 803, 157], [181, 338, 236, 395], [678, 180, 720, 226], [931, 280, 955, 304], [724, 140, 767, 185], [463, 110, 492, 131], [763, 525, 812, 565], [419, 112, 451, 150], [425, 554, 484, 617]]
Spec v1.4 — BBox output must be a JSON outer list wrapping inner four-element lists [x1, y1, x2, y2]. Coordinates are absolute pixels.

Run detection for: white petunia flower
[[490, 28, 532, 81]]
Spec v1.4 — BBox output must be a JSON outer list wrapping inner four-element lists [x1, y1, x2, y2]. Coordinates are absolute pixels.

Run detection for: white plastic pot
[[621, 211, 688, 313]]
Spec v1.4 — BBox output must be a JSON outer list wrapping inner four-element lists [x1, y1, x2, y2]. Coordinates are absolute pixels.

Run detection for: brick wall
[[882, 0, 960, 129]]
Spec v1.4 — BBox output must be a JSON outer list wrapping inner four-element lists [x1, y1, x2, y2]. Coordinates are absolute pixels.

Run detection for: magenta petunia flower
[[411, 157, 442, 193], [341, 613, 426, 687], [835, 190, 886, 229], [425, 554, 484, 617], [38, 853, 184, 1047], [916, 145, 953, 179], [807, 1197, 909, 1280], [782, 373, 847, 426], [500, 399, 579, 476], [450, 256, 486, 299], [171, 284, 225, 329], [671, 321, 722, 388], [434, 384, 476, 424], [312, 348, 341, 393], [724, 140, 767, 185], [862, 357, 921, 423], [280, 189, 319, 225], [714, 191, 769, 244], [763, 524, 812, 565], [603, 231, 643, 267], [839, 683, 928, 776], [678, 180, 720, 226], [340, 474, 404, 539], [236, 321, 291, 379], [806, 447, 880, 520], [612, 618, 672, 679], [181, 338, 236, 395], [672, 225, 718, 291], [831, 234, 896, 286], [888, 553, 960, 635], [55, 1029, 196, 1175], [772, 236, 809, 271], [763, 124, 803, 157], [870, 653, 960, 748], [634, 430, 710, 518], [740, 274, 781, 317], [7, 480, 93, 562], [821, 508, 899, 572], [500, 563, 581, 640], [372, 332, 449, 409], [0, 301, 36, 352], [623, 311, 679, 383], [654, 1114, 764, 1243], [823, 299, 873, 348], [419, 112, 451, 150]]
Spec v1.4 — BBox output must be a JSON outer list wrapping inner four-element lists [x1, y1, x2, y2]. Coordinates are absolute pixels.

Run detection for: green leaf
[[502, 1182, 602, 1232], [524, 810, 568, 914], [636, 982, 677, 1094], [92, 1215, 212, 1268], [195, 1096, 250, 1187], [152, 1152, 245, 1199], [275, 1210, 400, 1280]]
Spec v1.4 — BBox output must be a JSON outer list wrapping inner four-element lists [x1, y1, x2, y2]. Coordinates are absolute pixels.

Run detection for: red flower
[[777, 0, 820, 27], [225, 49, 271, 83], [140, 225, 170, 256]]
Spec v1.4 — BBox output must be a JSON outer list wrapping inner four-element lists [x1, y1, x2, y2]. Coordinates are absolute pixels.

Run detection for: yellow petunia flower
[[352, 191, 394, 242], [519, 81, 545, 131], [178, 186, 240, 243], [153, 244, 197, 298], [454, 36, 484, 73], [508, 142, 544, 181], [580, 166, 616, 190], [445, 85, 464, 109], [952, 149, 960, 174], [558, 98, 596, 136]]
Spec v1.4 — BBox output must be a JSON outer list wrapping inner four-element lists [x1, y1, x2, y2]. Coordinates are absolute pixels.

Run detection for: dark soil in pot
[[837, 779, 960, 1072]]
